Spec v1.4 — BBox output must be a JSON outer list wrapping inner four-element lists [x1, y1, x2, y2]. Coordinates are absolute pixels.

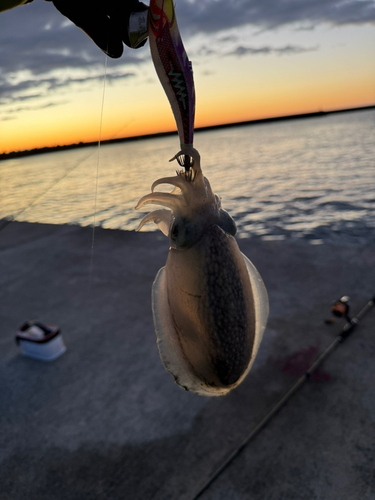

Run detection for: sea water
[[1, 109, 374, 244]]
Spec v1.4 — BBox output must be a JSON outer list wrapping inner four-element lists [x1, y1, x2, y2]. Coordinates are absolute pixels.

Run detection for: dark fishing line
[[190, 294, 375, 500]]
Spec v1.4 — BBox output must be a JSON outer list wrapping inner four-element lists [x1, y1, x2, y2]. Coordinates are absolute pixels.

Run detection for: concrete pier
[[1, 221, 374, 499]]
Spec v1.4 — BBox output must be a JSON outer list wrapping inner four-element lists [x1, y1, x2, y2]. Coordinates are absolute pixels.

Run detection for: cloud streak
[[0, 71, 136, 105], [177, 0, 375, 35], [227, 44, 319, 57]]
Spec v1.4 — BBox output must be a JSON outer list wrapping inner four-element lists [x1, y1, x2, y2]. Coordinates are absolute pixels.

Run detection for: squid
[[136, 148, 269, 396], [135, 0, 269, 395]]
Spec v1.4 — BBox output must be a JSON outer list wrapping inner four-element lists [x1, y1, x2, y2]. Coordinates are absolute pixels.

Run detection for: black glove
[[45, 0, 148, 58]]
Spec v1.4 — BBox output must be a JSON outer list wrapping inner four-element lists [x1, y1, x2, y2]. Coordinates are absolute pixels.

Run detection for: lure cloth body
[[148, 0, 195, 153], [136, 152, 269, 396]]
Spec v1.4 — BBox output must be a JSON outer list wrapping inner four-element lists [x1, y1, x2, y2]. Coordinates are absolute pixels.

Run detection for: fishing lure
[[148, 0, 195, 168], [136, 0, 269, 396]]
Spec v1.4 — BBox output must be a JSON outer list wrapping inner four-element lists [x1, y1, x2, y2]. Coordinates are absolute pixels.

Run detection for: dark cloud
[[7, 101, 67, 113], [0, 3, 144, 75], [195, 46, 216, 57], [192, 42, 319, 59], [0, 1, 145, 105], [1, 100, 66, 115], [0, 71, 136, 104], [0, 100, 69, 121], [294, 25, 316, 31], [1, 0, 373, 71], [227, 44, 319, 57], [176, 0, 375, 35]]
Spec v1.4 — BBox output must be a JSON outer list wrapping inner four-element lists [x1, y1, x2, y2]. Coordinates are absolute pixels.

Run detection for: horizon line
[[1, 104, 374, 161]]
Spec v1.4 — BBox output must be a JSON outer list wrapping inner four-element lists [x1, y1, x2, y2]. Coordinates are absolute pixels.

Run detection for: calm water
[[1, 109, 374, 244]]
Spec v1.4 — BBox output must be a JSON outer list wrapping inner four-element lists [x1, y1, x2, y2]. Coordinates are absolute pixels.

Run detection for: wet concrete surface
[[0, 221, 374, 499]]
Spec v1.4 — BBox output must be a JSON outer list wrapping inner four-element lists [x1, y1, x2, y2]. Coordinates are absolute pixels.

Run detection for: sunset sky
[[0, 0, 374, 153]]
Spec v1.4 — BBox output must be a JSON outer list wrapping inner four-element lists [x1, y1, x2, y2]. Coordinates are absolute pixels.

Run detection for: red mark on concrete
[[274, 345, 331, 382]]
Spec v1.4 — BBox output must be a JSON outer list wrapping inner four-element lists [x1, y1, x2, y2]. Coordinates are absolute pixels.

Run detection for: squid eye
[[171, 224, 179, 240], [169, 217, 204, 249], [170, 218, 191, 248]]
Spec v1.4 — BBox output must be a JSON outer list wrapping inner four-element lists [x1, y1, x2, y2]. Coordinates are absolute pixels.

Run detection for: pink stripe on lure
[[148, 0, 195, 165]]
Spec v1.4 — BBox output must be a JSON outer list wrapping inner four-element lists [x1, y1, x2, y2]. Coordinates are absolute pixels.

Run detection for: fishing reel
[[325, 296, 351, 324]]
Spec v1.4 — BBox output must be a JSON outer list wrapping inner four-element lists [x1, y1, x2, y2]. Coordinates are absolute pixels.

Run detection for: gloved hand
[[45, 0, 148, 58]]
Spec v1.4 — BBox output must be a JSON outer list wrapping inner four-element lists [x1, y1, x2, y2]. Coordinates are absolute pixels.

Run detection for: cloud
[[0, 5, 144, 75], [0, 100, 69, 121], [191, 41, 319, 59], [176, 0, 375, 35], [294, 25, 316, 31], [0, 0, 374, 106], [1, 100, 66, 114], [227, 44, 319, 57], [0, 2, 146, 105], [1, 0, 373, 71], [0, 71, 136, 105]]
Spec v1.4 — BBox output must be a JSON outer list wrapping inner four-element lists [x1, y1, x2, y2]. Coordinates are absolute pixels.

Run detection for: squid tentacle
[[136, 208, 172, 235], [135, 191, 186, 211], [152, 176, 189, 194]]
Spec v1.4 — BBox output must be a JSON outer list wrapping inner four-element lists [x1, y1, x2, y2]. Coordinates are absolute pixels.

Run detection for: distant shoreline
[[1, 104, 374, 161]]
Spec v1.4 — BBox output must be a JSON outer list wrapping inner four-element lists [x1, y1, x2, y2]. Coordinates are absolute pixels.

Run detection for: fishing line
[[190, 295, 375, 500], [110, 117, 135, 140], [0, 60, 135, 239], [88, 53, 108, 289], [0, 148, 96, 234]]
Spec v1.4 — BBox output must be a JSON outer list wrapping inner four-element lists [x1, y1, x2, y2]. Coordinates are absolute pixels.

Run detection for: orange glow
[[1, 18, 374, 155], [1, 67, 374, 154]]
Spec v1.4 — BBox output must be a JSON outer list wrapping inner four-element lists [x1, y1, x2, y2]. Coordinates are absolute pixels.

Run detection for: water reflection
[[1, 110, 374, 244]]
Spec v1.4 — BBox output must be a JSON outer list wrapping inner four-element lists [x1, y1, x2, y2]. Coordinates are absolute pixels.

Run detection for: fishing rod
[[190, 294, 375, 500]]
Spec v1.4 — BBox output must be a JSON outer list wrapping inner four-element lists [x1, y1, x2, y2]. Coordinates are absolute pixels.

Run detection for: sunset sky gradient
[[0, 0, 374, 153]]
